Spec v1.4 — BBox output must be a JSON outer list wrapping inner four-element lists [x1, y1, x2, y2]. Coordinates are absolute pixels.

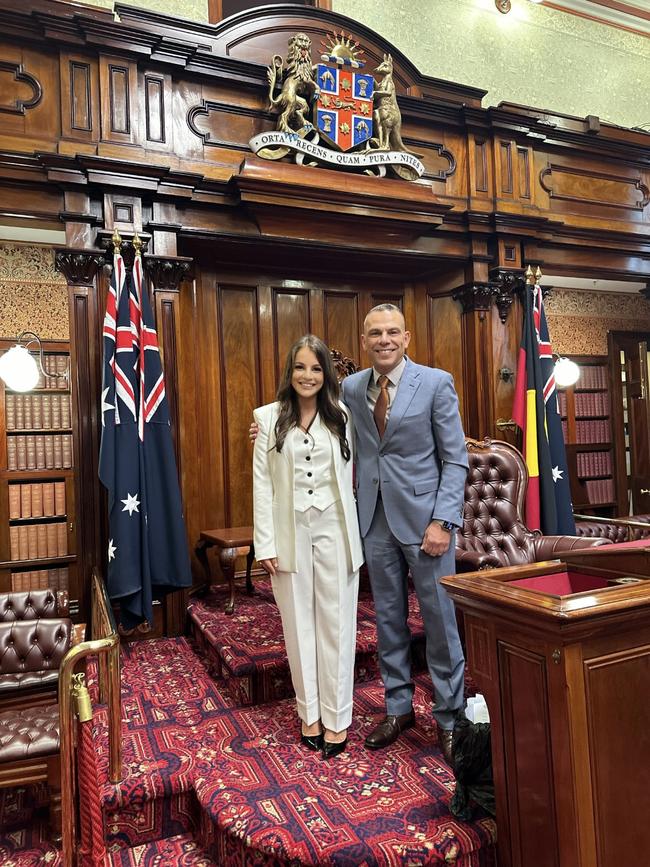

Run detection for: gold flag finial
[[524, 265, 535, 285], [132, 232, 142, 255], [112, 228, 122, 251], [72, 672, 93, 722], [534, 266, 543, 283]]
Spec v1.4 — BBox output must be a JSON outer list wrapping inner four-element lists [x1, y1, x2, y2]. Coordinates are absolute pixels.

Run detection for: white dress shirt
[[365, 356, 407, 420]]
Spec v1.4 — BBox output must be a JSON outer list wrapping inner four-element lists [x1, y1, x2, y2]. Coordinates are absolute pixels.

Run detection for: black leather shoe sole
[[322, 737, 347, 759]]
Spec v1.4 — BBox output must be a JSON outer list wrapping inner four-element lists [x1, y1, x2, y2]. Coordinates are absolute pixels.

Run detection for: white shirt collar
[[373, 355, 406, 387]]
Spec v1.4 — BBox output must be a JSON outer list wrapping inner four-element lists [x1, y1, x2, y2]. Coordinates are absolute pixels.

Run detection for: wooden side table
[[195, 526, 255, 614]]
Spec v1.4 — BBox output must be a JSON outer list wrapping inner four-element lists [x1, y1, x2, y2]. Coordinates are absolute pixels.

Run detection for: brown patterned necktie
[[373, 374, 390, 438]]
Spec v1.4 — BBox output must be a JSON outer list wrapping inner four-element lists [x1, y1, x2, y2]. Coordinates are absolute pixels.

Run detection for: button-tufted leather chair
[[0, 609, 72, 841], [574, 515, 650, 543], [456, 438, 612, 572], [0, 588, 69, 622]]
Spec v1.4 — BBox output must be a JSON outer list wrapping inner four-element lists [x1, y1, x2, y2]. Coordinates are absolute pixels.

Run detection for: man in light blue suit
[[341, 304, 468, 762]]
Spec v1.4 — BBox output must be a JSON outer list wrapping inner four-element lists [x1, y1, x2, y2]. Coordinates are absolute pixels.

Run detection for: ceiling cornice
[[543, 0, 650, 38]]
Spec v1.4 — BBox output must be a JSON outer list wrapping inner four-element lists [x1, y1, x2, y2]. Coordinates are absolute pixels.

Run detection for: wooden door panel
[[217, 284, 261, 527], [323, 292, 359, 366], [272, 288, 310, 381]]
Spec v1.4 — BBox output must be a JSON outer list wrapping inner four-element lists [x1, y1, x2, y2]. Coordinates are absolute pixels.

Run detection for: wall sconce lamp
[[554, 356, 580, 388], [499, 367, 515, 384], [0, 331, 65, 392]]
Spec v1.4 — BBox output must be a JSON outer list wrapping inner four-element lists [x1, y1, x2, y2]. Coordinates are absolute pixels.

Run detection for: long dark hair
[[274, 335, 351, 461]]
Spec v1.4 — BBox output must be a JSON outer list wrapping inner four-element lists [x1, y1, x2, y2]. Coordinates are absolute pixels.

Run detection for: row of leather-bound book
[[5, 392, 71, 430], [11, 567, 69, 591], [9, 481, 66, 519], [7, 433, 73, 470], [9, 521, 68, 561]]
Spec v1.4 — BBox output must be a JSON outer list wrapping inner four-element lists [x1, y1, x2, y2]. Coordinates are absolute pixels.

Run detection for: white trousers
[[271, 501, 359, 732]]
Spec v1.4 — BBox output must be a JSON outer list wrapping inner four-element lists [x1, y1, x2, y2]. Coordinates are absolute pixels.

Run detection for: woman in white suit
[[253, 334, 363, 758]]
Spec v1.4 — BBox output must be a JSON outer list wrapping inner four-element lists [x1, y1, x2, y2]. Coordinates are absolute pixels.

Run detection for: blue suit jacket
[[342, 358, 468, 544]]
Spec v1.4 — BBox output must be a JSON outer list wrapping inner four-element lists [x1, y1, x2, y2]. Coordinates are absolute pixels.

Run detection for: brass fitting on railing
[[72, 672, 93, 723]]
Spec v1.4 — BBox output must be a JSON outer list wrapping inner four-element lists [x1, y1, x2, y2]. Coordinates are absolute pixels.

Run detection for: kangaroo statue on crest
[[373, 53, 407, 152]]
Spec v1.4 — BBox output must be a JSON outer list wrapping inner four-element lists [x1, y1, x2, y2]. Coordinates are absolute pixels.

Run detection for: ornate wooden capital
[[143, 255, 193, 292], [54, 249, 106, 285], [490, 269, 524, 323], [453, 282, 495, 315]]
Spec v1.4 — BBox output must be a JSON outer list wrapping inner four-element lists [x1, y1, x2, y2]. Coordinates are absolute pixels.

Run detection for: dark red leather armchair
[[456, 438, 611, 572]]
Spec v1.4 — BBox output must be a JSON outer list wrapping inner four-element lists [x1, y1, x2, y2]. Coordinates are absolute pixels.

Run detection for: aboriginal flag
[[512, 283, 576, 535], [98, 247, 191, 629]]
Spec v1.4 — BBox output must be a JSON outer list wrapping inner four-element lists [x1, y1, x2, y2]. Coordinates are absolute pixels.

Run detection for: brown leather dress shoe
[[364, 709, 416, 750], [439, 728, 453, 766]]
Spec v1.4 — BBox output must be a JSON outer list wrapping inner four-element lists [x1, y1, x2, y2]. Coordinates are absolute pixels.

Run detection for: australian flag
[[99, 248, 191, 629], [512, 282, 576, 535]]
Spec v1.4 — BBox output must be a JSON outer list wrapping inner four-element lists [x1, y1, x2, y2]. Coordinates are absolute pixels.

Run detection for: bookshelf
[[558, 355, 617, 516], [0, 339, 77, 605]]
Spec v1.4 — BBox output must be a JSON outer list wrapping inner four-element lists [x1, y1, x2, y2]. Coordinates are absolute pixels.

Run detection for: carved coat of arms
[[250, 33, 424, 181]]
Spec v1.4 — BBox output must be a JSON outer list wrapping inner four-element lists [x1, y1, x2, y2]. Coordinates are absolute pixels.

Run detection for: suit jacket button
[[372, 478, 378, 484]]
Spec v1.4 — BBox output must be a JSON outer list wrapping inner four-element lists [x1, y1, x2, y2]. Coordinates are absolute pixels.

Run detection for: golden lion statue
[[267, 33, 318, 133]]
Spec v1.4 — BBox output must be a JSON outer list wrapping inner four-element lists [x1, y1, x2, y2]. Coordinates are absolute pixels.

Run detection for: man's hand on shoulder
[[249, 421, 259, 442], [421, 520, 453, 557]]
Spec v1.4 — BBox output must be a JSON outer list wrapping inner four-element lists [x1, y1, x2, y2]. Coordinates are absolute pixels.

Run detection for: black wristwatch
[[434, 520, 456, 533]]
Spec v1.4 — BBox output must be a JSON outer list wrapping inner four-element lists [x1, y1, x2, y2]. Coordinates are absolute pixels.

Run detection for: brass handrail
[[58, 569, 122, 865], [58, 634, 119, 867]]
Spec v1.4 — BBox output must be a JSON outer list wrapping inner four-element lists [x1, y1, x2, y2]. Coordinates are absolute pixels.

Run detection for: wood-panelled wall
[[178, 261, 478, 553]]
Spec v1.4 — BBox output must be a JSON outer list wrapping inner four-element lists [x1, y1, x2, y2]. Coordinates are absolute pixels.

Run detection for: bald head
[[362, 303, 405, 332], [361, 304, 411, 375]]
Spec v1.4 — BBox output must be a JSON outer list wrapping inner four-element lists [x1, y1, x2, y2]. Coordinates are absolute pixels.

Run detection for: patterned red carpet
[[188, 578, 426, 706], [193, 678, 496, 866], [1, 591, 495, 865]]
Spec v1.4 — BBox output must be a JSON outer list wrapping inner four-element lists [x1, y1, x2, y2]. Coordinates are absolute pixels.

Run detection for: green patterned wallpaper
[[333, 0, 650, 130], [82, 0, 208, 21], [74, 0, 650, 130]]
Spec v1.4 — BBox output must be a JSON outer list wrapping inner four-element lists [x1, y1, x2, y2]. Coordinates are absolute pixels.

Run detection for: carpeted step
[[192, 676, 496, 866], [188, 578, 427, 707], [90, 637, 234, 851], [107, 831, 218, 865]]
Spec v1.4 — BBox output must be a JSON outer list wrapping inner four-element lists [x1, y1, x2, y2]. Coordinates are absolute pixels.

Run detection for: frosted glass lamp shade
[[0, 345, 40, 392], [554, 357, 580, 388]]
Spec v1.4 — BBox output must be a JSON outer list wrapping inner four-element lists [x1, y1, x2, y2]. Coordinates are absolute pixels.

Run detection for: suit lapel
[[356, 368, 380, 443], [382, 359, 421, 446]]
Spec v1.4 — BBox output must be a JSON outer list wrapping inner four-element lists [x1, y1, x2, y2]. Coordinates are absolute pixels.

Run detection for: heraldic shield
[[315, 61, 374, 152]]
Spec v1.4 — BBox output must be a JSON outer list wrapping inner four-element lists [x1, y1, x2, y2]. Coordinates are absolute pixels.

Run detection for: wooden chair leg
[[47, 754, 63, 843]]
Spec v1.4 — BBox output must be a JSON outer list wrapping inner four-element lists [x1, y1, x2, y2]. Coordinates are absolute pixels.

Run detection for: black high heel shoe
[[301, 732, 324, 750], [322, 737, 348, 759], [300, 724, 324, 751]]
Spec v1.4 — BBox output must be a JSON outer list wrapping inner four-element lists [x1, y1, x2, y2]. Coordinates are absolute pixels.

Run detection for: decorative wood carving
[[453, 281, 496, 318], [475, 140, 488, 193], [54, 249, 107, 286], [144, 256, 193, 293], [0, 61, 42, 114], [490, 269, 524, 323]]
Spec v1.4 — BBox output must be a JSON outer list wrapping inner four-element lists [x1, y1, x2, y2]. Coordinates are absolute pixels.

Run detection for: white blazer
[[252, 401, 364, 574]]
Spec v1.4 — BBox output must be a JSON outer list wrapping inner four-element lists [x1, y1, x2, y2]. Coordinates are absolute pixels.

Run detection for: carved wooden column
[[453, 281, 496, 440], [143, 254, 193, 636], [55, 248, 107, 621]]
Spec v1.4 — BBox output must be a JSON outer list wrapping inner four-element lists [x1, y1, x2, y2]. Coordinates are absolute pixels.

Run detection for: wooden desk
[[442, 547, 650, 867], [195, 527, 255, 614]]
